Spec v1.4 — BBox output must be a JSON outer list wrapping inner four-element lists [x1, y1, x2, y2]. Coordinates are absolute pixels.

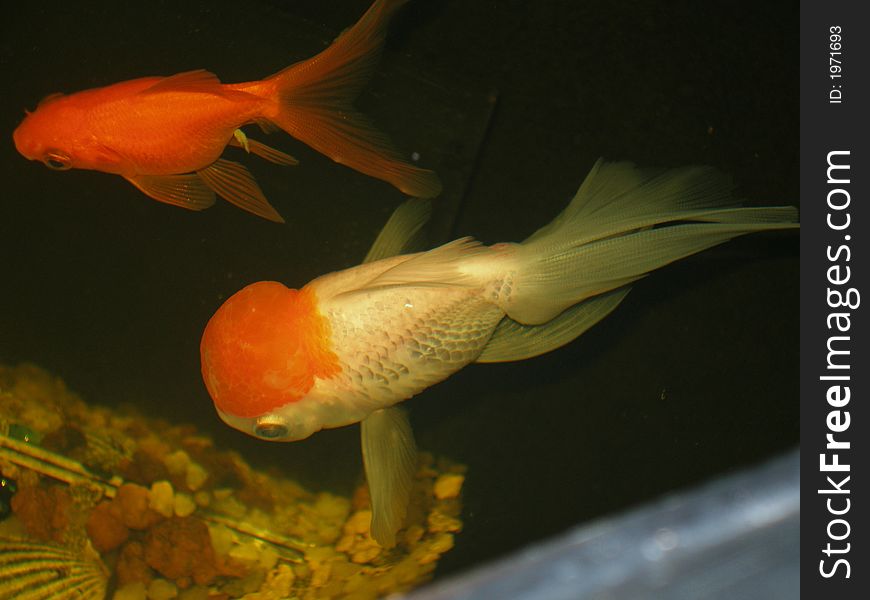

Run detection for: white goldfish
[[200, 159, 798, 545]]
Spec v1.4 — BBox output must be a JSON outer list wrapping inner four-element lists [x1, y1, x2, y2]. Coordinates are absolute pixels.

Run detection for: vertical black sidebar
[[800, 1, 868, 597]]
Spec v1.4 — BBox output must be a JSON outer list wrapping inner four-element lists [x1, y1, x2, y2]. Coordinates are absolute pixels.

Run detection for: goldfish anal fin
[[476, 287, 632, 363], [248, 139, 299, 166], [272, 106, 441, 198], [125, 173, 216, 212], [229, 135, 299, 166], [141, 69, 224, 95], [363, 198, 432, 264], [197, 159, 285, 223], [361, 405, 417, 548], [254, 118, 280, 134]]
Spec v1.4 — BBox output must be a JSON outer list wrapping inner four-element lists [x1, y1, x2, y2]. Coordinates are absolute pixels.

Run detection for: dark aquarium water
[[1, 0, 798, 595]]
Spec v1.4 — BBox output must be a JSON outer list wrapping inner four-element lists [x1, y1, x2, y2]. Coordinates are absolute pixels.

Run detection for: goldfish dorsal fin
[[141, 69, 224, 94], [364, 237, 488, 288], [363, 198, 432, 264], [36, 92, 64, 108], [125, 173, 216, 212]]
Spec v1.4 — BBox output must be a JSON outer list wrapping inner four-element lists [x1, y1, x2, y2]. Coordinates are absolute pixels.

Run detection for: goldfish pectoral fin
[[232, 129, 251, 153], [360, 406, 417, 548], [125, 174, 216, 212], [363, 198, 432, 264], [476, 286, 633, 363], [197, 159, 285, 223]]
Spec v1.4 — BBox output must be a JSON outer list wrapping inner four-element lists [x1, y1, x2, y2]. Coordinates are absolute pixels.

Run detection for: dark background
[[1, 0, 798, 579]]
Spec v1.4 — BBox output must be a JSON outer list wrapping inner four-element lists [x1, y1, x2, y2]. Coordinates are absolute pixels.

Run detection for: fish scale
[[323, 286, 503, 408]]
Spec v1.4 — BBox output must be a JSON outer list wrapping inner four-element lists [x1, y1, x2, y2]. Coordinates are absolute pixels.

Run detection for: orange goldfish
[[200, 159, 798, 545], [12, 0, 440, 223]]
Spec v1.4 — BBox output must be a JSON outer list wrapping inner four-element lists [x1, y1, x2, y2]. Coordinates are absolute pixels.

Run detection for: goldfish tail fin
[[361, 406, 417, 548], [263, 0, 442, 198], [503, 159, 799, 325]]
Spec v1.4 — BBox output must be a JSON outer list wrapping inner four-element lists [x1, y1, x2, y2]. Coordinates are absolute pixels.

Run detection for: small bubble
[[654, 528, 679, 551]]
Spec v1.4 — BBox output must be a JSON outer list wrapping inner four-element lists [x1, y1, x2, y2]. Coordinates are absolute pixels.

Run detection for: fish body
[[200, 159, 799, 545], [15, 73, 263, 176], [13, 0, 441, 222], [206, 245, 512, 441]]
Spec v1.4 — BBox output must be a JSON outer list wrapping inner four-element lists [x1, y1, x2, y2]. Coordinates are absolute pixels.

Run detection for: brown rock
[[117, 541, 154, 586], [144, 517, 219, 586], [11, 482, 71, 542], [116, 483, 164, 530], [86, 500, 130, 553], [40, 424, 87, 455], [121, 443, 171, 485]]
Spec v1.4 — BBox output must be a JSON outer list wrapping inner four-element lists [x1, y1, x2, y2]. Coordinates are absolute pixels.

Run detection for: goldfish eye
[[254, 420, 289, 439], [43, 152, 71, 171]]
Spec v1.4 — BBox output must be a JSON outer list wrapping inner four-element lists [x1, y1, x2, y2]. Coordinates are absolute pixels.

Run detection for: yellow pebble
[[193, 490, 210, 507], [350, 545, 381, 564], [176, 587, 209, 600], [146, 578, 178, 600], [403, 525, 425, 546], [148, 481, 175, 518], [163, 450, 190, 476], [265, 564, 296, 597], [212, 488, 233, 501], [113, 581, 146, 600], [305, 545, 337, 566], [310, 560, 333, 587], [418, 533, 454, 565], [344, 510, 372, 536], [185, 462, 208, 491], [433, 474, 464, 500], [259, 546, 279, 570], [229, 540, 261, 564], [314, 493, 351, 520], [173, 492, 196, 517], [207, 523, 234, 557], [335, 534, 355, 553], [427, 511, 463, 533]]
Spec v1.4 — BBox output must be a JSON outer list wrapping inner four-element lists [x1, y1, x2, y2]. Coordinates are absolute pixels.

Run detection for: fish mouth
[[12, 120, 40, 161]]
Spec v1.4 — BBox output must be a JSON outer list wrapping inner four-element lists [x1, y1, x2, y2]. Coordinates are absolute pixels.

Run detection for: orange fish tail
[[263, 0, 442, 198]]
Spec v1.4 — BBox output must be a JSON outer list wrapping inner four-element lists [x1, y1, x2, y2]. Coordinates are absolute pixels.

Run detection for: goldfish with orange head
[[200, 158, 799, 546]]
